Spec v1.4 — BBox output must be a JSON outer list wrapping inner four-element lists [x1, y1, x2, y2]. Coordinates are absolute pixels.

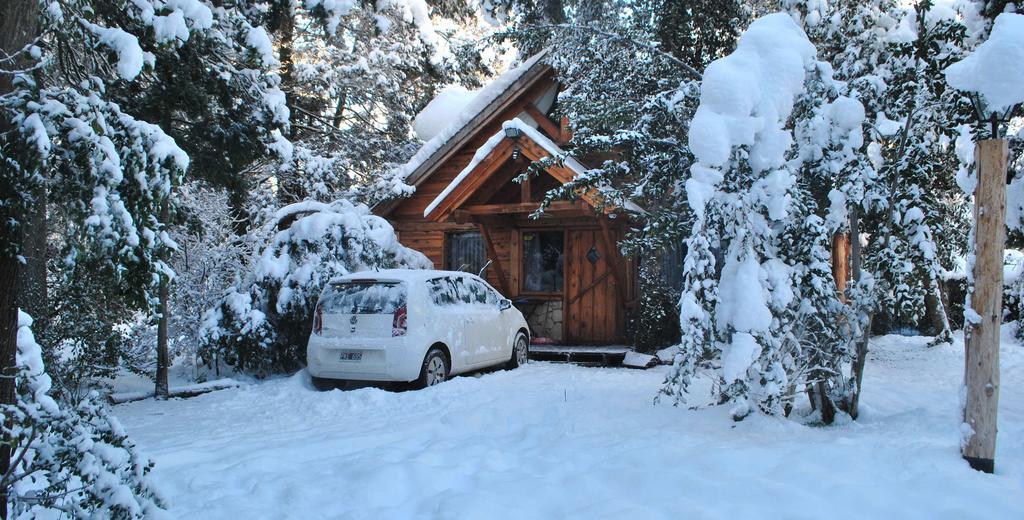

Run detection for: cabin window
[[446, 231, 487, 277], [660, 242, 685, 292], [522, 230, 564, 293]]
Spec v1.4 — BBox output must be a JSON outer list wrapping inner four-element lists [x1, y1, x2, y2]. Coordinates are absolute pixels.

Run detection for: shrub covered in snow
[[3, 312, 165, 518], [199, 200, 430, 374]]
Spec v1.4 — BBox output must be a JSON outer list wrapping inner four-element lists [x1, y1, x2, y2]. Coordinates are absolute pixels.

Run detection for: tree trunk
[[15, 188, 46, 323], [275, 10, 306, 204], [962, 139, 1007, 473], [925, 278, 953, 345], [848, 205, 871, 420], [155, 200, 170, 399], [1, 1, 40, 516]]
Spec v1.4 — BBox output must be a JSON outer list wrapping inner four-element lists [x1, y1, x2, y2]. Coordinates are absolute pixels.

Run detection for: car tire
[[416, 348, 449, 389], [311, 375, 336, 391], [506, 332, 529, 369]]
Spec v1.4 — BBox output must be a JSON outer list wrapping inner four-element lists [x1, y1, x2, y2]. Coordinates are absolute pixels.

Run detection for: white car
[[306, 269, 530, 390]]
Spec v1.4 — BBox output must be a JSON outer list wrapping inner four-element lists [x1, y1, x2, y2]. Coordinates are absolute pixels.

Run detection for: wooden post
[[831, 233, 850, 302], [477, 223, 511, 296], [962, 138, 1007, 473]]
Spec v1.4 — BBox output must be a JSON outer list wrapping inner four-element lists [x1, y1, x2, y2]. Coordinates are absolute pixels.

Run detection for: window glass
[[446, 231, 488, 277], [450, 276, 473, 304], [465, 278, 498, 305], [660, 242, 685, 292], [427, 277, 459, 306], [320, 282, 406, 314], [522, 231, 564, 292]]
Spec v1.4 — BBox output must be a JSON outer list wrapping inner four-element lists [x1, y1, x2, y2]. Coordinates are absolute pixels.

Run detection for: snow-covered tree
[[199, 200, 431, 374], [245, 0, 495, 206], [2, 312, 165, 518], [0, 0, 299, 507], [659, 13, 860, 420]]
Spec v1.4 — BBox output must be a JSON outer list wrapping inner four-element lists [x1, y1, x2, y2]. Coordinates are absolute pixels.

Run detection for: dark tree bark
[[155, 200, 170, 399], [15, 190, 46, 323], [1, 1, 40, 517]]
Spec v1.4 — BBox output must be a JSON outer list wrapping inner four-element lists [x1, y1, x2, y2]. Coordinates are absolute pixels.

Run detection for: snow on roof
[[945, 13, 1024, 112], [413, 86, 478, 141], [423, 118, 644, 218], [392, 51, 549, 182]]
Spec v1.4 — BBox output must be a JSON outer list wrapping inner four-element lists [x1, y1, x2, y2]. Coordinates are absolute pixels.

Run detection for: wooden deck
[[528, 344, 634, 365]]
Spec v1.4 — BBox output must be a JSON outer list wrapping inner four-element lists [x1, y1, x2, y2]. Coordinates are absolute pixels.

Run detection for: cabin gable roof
[[377, 52, 556, 217], [423, 120, 609, 222]]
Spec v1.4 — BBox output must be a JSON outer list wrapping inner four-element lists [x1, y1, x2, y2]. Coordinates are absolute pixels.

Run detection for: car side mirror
[[499, 298, 512, 311]]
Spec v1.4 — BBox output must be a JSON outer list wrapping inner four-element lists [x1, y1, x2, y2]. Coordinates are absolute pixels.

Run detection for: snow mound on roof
[[414, 86, 479, 141], [392, 51, 548, 182], [945, 13, 1024, 112]]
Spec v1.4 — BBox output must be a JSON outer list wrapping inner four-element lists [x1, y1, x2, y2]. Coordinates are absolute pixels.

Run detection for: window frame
[[519, 228, 566, 297], [444, 230, 488, 278]]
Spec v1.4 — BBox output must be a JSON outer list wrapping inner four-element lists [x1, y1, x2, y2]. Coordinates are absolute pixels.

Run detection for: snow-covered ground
[[116, 331, 1024, 519]]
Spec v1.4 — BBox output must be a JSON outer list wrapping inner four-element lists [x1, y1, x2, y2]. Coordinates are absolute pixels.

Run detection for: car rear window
[[320, 282, 406, 314]]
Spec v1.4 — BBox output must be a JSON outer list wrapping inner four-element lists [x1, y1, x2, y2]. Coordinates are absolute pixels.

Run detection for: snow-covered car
[[306, 269, 530, 389]]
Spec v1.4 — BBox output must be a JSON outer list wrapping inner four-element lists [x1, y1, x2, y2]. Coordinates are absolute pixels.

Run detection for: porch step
[[528, 344, 634, 366]]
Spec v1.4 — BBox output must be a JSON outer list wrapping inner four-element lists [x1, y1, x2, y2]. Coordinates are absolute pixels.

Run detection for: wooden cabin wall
[[391, 221, 514, 294]]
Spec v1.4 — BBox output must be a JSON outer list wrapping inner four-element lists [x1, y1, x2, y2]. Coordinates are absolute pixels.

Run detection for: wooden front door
[[564, 228, 623, 344]]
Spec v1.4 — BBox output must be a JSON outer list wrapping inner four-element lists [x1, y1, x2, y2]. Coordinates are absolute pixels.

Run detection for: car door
[[447, 275, 491, 367], [426, 276, 474, 371], [462, 276, 506, 363]]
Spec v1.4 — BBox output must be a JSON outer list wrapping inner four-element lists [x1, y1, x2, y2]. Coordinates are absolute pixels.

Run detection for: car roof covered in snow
[[329, 269, 481, 284]]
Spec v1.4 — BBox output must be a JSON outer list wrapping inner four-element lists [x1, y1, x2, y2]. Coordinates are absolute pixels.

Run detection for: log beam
[[462, 201, 587, 216], [523, 103, 563, 142], [832, 233, 850, 302], [477, 223, 510, 295]]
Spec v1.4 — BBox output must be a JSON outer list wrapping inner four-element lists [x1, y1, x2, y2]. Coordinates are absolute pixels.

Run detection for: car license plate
[[339, 351, 362, 362]]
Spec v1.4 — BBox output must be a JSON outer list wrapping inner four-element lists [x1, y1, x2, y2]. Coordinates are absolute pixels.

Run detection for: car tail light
[[392, 305, 407, 337], [313, 305, 323, 336]]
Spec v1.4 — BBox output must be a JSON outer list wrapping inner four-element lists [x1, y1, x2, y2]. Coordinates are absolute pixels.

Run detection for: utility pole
[[962, 138, 1007, 473]]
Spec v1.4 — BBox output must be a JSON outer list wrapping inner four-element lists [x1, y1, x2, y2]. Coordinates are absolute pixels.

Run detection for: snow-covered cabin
[[376, 53, 638, 345]]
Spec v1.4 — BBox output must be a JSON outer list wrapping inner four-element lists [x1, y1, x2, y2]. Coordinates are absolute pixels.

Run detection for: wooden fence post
[[962, 138, 1007, 473]]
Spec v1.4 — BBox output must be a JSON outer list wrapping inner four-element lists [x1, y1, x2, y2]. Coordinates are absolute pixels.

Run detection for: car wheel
[[311, 375, 336, 391], [416, 348, 449, 389], [507, 333, 529, 369]]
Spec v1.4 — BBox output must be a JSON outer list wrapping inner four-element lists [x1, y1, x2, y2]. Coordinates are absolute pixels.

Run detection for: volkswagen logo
[[350, 315, 358, 325]]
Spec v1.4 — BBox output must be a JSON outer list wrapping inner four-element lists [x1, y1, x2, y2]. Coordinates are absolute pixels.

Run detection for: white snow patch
[[393, 51, 547, 182], [414, 86, 478, 141], [88, 23, 147, 80], [246, 26, 277, 67], [716, 252, 772, 333], [945, 13, 1024, 112], [622, 351, 658, 369], [113, 330, 1024, 519], [686, 12, 816, 217], [723, 332, 762, 383]]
